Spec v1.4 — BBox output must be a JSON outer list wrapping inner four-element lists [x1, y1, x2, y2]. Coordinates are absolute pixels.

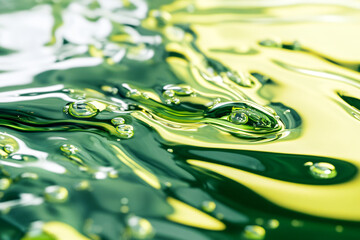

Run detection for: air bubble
[[44, 185, 69, 203], [67, 101, 98, 118], [0, 178, 11, 190], [3, 144, 14, 154], [229, 111, 248, 124], [267, 219, 279, 229], [306, 162, 337, 179], [111, 117, 126, 125], [201, 201, 216, 213], [126, 215, 155, 239], [116, 125, 134, 139], [242, 225, 266, 240]]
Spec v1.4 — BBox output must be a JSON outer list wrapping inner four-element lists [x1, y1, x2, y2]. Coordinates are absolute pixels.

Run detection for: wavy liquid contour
[[0, 0, 360, 239]]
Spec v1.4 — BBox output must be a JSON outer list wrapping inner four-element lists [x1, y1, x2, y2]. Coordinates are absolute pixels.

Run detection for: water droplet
[[120, 205, 130, 213], [67, 101, 98, 118], [126, 215, 155, 239], [242, 225, 266, 240], [0, 133, 19, 159], [60, 144, 78, 155], [172, 98, 180, 105], [111, 117, 126, 125], [229, 111, 248, 124], [44, 185, 68, 203], [0, 178, 11, 190], [335, 225, 344, 233], [291, 219, 303, 227], [267, 219, 279, 229], [121, 197, 129, 205], [163, 89, 175, 98], [116, 125, 134, 139], [165, 99, 172, 105], [3, 144, 14, 154], [167, 148, 173, 153], [308, 162, 337, 179], [75, 181, 90, 191], [201, 201, 216, 213]]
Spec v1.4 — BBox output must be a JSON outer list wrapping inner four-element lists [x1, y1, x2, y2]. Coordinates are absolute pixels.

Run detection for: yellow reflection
[[111, 145, 161, 189], [188, 159, 360, 221], [166, 197, 226, 231]]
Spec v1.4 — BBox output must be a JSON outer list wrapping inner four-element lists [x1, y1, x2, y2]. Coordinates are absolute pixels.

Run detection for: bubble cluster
[[228, 107, 271, 128]]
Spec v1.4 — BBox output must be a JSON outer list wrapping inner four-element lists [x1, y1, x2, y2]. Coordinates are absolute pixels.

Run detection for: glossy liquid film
[[0, 0, 360, 240]]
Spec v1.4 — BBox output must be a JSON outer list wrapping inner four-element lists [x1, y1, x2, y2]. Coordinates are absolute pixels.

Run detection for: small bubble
[[167, 148, 173, 153], [67, 101, 98, 118], [308, 162, 337, 179], [60, 144, 78, 155], [121, 197, 129, 205], [75, 181, 90, 191], [164, 99, 172, 105], [111, 117, 126, 125], [172, 98, 180, 105], [335, 225, 344, 233], [126, 215, 155, 239], [116, 125, 134, 139], [0, 178, 11, 190], [120, 205, 130, 213], [142, 92, 150, 99], [44, 185, 68, 203], [163, 89, 175, 98], [216, 213, 224, 220], [201, 201, 216, 213], [125, 88, 141, 98], [291, 219, 303, 227], [267, 219, 279, 229], [3, 144, 14, 154], [229, 111, 248, 124], [242, 225, 266, 240]]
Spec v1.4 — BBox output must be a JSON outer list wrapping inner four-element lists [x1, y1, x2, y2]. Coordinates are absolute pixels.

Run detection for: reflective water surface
[[0, 0, 360, 239]]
